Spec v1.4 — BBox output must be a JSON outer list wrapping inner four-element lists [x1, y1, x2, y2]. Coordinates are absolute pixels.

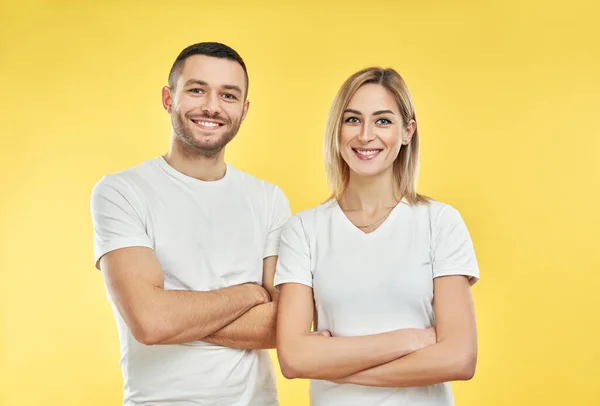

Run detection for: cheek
[[222, 104, 243, 120], [386, 145, 402, 164], [381, 132, 402, 154], [175, 97, 196, 115], [339, 126, 358, 145]]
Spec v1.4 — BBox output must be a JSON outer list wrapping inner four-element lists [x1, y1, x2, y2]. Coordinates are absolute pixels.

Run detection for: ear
[[241, 99, 250, 122], [162, 86, 173, 114], [402, 119, 416, 145]]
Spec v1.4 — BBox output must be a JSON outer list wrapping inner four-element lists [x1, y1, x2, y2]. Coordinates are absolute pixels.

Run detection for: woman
[[274, 67, 480, 405]]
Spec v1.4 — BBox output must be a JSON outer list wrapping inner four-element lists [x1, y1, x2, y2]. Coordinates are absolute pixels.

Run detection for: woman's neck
[[339, 169, 400, 214]]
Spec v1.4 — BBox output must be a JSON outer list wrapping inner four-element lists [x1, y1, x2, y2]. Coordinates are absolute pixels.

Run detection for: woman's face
[[339, 83, 414, 179]]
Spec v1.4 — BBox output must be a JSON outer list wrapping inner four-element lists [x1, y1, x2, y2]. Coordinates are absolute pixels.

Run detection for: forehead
[[178, 54, 246, 91], [347, 84, 399, 113]]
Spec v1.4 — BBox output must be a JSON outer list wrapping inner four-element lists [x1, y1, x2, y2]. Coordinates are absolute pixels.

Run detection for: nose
[[201, 91, 222, 116], [357, 123, 376, 143]]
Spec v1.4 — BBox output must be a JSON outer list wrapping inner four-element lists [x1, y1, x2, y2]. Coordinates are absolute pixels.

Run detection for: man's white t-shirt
[[274, 199, 479, 406], [90, 156, 291, 406]]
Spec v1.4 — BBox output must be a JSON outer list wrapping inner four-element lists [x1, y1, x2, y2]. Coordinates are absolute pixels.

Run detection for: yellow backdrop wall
[[1, 0, 599, 405]]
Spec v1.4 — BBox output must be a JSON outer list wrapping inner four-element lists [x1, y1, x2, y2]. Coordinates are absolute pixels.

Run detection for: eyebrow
[[183, 79, 243, 95], [184, 79, 208, 87], [344, 109, 395, 116], [222, 84, 243, 95]]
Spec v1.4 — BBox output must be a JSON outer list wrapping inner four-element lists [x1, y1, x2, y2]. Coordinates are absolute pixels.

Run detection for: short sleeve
[[432, 205, 480, 285], [274, 215, 313, 290], [90, 175, 153, 269], [263, 186, 292, 258]]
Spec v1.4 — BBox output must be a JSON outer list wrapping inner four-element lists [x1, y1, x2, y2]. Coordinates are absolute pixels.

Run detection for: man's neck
[[163, 139, 227, 182]]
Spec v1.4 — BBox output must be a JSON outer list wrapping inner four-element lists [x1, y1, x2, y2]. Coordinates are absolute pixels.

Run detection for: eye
[[376, 118, 392, 125], [222, 93, 237, 100], [188, 88, 204, 94], [344, 116, 361, 124]]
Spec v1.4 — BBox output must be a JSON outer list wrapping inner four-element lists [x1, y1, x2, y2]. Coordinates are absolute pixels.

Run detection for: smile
[[352, 148, 382, 160], [191, 119, 224, 130]]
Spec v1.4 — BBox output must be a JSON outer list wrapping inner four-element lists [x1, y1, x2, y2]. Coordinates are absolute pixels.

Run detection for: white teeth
[[198, 121, 219, 127], [355, 149, 380, 155], [193, 120, 220, 127]]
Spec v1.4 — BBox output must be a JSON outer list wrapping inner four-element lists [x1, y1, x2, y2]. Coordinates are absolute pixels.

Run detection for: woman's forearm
[[332, 338, 476, 387], [278, 328, 434, 380]]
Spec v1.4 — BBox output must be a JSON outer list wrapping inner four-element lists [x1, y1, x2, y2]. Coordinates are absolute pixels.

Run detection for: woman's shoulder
[[401, 196, 464, 224], [295, 199, 337, 218], [286, 200, 338, 236], [408, 197, 468, 231]]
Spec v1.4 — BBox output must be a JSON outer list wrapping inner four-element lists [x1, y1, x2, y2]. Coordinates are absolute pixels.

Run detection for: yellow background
[[1, 0, 599, 405]]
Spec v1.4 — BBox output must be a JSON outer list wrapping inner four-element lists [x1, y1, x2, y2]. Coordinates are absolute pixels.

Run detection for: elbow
[[277, 345, 310, 379], [129, 314, 167, 346], [278, 356, 323, 380], [280, 361, 312, 380], [453, 352, 477, 381], [277, 351, 302, 379], [132, 326, 162, 346], [280, 363, 301, 380]]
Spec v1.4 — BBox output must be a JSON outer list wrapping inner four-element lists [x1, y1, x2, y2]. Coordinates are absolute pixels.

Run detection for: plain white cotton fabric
[[90, 156, 290, 406], [274, 199, 479, 406]]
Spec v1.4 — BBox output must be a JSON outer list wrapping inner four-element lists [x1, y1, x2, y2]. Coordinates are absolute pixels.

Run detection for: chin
[[192, 128, 224, 138], [349, 166, 387, 178], [194, 140, 225, 151], [191, 131, 226, 144]]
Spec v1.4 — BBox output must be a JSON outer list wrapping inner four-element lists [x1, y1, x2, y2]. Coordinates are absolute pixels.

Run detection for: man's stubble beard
[[171, 110, 242, 158]]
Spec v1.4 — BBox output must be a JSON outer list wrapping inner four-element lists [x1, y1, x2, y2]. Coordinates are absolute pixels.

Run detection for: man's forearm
[[202, 301, 278, 349], [137, 284, 267, 345]]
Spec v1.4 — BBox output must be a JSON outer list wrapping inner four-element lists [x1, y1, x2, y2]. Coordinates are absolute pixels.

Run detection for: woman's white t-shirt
[[274, 199, 480, 406]]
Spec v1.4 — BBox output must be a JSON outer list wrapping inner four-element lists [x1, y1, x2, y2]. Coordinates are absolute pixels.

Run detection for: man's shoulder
[[92, 158, 159, 197], [228, 165, 285, 197]]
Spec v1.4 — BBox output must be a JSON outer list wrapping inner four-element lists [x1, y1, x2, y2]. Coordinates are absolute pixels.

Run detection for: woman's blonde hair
[[324, 67, 429, 205]]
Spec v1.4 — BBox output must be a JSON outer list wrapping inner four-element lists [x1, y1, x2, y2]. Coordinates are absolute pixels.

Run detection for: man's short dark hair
[[168, 42, 249, 97]]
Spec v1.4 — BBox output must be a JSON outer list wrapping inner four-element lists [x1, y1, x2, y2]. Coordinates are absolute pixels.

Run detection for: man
[[90, 42, 290, 405]]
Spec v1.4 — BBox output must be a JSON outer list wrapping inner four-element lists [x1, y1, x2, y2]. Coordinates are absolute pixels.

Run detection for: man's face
[[163, 55, 249, 156]]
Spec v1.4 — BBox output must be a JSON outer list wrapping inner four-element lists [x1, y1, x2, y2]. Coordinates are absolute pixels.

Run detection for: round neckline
[[156, 156, 232, 186], [333, 198, 407, 236]]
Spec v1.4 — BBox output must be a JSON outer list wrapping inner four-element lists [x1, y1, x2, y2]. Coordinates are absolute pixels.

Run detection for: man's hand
[[200, 256, 281, 349], [241, 283, 271, 305]]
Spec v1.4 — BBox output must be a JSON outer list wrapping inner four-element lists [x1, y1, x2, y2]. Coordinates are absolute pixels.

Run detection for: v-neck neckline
[[333, 198, 406, 237]]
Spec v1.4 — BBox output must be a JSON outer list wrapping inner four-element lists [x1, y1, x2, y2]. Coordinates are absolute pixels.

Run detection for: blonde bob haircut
[[324, 67, 429, 206]]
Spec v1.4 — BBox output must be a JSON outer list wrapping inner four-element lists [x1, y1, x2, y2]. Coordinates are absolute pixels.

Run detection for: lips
[[352, 148, 382, 160]]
